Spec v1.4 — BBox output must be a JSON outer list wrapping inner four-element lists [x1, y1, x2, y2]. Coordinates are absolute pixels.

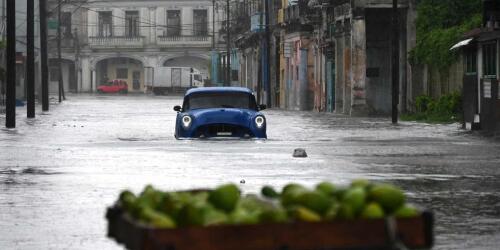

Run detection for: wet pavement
[[1, 94, 499, 250]]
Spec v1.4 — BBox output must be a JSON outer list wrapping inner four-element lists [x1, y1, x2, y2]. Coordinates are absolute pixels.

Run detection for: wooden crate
[[106, 205, 433, 250]]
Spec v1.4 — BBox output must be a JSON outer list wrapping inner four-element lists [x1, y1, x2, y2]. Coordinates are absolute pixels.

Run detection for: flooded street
[[1, 95, 499, 250]]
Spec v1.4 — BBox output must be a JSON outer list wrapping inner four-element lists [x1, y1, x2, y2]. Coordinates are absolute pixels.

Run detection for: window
[[61, 12, 72, 38], [184, 92, 257, 111], [231, 70, 239, 81], [464, 50, 477, 74], [166, 10, 181, 36], [116, 68, 128, 79], [483, 42, 497, 78], [125, 11, 140, 37], [193, 10, 208, 36], [98, 11, 113, 37]]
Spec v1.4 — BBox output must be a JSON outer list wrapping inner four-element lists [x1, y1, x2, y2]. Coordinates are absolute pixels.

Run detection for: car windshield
[[184, 92, 257, 111]]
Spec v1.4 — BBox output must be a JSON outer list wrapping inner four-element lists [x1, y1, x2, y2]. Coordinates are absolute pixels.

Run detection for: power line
[[65, 1, 239, 31]]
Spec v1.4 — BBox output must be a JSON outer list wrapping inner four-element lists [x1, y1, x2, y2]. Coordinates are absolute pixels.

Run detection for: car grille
[[195, 124, 253, 138]]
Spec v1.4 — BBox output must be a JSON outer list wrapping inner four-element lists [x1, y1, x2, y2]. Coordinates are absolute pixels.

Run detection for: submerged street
[[1, 95, 499, 250]]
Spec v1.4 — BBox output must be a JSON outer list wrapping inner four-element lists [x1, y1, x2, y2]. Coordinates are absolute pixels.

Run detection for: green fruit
[[297, 191, 332, 215], [315, 182, 336, 196], [261, 186, 280, 199], [323, 202, 340, 221], [160, 192, 192, 220], [239, 194, 272, 212], [202, 207, 228, 226], [336, 204, 355, 220], [342, 187, 366, 215], [229, 207, 260, 225], [139, 207, 176, 228], [177, 202, 207, 226], [259, 207, 289, 223], [360, 203, 385, 219], [394, 204, 420, 218], [350, 179, 370, 189], [281, 185, 308, 208], [292, 206, 321, 222], [119, 190, 137, 212], [138, 185, 165, 210], [333, 187, 348, 200], [282, 183, 307, 195], [208, 184, 240, 213], [151, 214, 176, 228], [368, 184, 406, 213]]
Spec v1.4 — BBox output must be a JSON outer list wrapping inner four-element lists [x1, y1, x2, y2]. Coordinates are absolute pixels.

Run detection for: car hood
[[186, 108, 260, 126]]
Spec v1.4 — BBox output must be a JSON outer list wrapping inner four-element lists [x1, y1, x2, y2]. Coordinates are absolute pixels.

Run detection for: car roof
[[185, 87, 253, 96]]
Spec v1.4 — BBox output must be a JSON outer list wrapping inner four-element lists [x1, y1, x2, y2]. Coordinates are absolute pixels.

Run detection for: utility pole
[[40, 0, 49, 111], [57, 0, 65, 102], [27, 0, 35, 118], [391, 0, 399, 124], [225, 0, 230, 86], [264, 0, 271, 107], [5, 0, 15, 128], [212, 0, 215, 50], [74, 28, 79, 93]]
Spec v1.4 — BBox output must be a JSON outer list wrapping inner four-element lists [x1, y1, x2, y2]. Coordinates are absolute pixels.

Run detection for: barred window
[[483, 42, 497, 78]]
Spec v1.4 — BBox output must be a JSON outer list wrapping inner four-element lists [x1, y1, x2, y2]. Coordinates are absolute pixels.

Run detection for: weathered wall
[[365, 8, 392, 114]]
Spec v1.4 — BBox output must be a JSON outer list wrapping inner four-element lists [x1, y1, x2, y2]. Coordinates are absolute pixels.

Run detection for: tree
[[409, 0, 482, 71]]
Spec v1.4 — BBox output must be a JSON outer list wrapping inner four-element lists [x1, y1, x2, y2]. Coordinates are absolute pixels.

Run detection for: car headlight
[[255, 116, 265, 128], [182, 115, 192, 128]]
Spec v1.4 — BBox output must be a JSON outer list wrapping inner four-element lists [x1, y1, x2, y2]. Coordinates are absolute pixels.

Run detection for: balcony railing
[[157, 35, 211, 47], [284, 0, 319, 24], [88, 36, 145, 48]]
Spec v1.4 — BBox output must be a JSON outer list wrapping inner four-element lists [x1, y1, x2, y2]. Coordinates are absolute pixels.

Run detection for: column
[[92, 70, 97, 92], [299, 48, 308, 111], [150, 8, 157, 44], [350, 13, 368, 116], [113, 8, 125, 37], [182, 7, 193, 36], [81, 57, 91, 92]]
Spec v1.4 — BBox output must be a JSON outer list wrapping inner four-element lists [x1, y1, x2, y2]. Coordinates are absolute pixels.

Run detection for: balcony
[[284, 0, 320, 24], [157, 35, 211, 47], [88, 36, 145, 49]]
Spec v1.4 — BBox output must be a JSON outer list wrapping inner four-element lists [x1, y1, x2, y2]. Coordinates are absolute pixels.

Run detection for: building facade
[[50, 0, 221, 93], [460, 0, 500, 133]]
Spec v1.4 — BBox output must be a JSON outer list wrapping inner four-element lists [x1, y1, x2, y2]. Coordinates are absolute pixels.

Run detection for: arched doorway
[[48, 58, 76, 93], [162, 56, 210, 79], [95, 57, 144, 92]]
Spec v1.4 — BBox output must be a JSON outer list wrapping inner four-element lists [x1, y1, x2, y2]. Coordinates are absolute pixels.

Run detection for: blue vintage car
[[174, 87, 267, 139]]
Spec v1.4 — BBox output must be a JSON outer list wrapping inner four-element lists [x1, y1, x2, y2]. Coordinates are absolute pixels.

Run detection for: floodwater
[[1, 94, 499, 250]]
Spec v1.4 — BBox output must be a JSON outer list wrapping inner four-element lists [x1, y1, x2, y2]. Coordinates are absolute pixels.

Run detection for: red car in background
[[97, 80, 128, 94]]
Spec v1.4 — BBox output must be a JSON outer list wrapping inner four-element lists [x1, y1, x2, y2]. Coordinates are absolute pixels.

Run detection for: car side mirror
[[173, 105, 182, 112], [258, 104, 267, 111]]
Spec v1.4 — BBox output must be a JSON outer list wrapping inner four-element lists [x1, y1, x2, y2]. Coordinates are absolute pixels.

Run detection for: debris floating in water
[[293, 148, 308, 158]]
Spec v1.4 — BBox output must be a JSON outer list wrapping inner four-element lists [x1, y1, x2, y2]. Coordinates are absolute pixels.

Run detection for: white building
[[50, 0, 222, 93]]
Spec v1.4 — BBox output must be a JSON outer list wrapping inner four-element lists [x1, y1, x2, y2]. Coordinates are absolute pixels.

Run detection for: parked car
[[174, 87, 267, 139], [97, 79, 128, 94]]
